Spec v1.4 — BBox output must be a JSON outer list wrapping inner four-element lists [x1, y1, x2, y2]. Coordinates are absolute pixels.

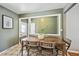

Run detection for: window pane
[[31, 16, 58, 34], [21, 24, 27, 33], [30, 23, 35, 34]]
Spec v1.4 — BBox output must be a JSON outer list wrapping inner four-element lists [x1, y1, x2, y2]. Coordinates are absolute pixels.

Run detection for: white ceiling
[[0, 3, 68, 14]]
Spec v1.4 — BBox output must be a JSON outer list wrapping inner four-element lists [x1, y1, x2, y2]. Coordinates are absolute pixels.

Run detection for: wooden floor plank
[[68, 52, 79, 56]]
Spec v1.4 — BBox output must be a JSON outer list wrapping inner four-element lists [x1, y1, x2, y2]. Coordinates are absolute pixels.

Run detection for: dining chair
[[56, 38, 72, 56], [40, 41, 57, 56], [19, 36, 28, 56], [27, 41, 40, 56]]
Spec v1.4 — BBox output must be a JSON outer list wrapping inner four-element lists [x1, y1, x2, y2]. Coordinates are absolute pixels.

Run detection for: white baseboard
[[68, 50, 79, 53]]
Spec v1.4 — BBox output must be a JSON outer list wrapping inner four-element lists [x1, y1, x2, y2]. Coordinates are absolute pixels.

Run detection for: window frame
[[19, 14, 62, 36], [30, 14, 61, 36]]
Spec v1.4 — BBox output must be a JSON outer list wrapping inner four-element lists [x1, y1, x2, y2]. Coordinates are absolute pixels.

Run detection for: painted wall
[[0, 6, 19, 51], [65, 4, 79, 51], [19, 8, 63, 18]]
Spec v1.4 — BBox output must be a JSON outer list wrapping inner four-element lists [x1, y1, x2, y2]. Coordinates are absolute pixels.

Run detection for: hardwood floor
[[0, 44, 79, 56], [0, 44, 20, 56], [68, 52, 79, 56]]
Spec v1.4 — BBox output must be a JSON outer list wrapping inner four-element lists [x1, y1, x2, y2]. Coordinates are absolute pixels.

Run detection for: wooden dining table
[[21, 37, 66, 56]]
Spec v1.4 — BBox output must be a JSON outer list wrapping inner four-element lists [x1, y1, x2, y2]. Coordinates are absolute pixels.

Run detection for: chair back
[[40, 41, 55, 49], [28, 41, 39, 47], [19, 36, 27, 43], [63, 38, 71, 50]]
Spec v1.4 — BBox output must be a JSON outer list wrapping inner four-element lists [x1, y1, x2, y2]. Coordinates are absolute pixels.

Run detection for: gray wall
[[65, 4, 79, 51], [0, 6, 19, 51], [19, 8, 63, 18]]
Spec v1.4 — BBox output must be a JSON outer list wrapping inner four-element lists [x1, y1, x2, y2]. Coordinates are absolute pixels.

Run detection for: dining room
[[18, 11, 69, 56], [0, 3, 79, 56]]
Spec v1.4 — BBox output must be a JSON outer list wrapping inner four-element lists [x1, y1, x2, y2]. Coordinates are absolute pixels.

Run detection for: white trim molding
[[19, 14, 62, 36], [68, 50, 79, 53]]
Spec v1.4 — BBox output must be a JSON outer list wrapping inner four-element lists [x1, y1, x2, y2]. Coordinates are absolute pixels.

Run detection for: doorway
[[19, 18, 28, 38]]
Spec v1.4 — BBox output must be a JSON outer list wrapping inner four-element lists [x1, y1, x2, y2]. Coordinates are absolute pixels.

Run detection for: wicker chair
[[56, 38, 71, 56]]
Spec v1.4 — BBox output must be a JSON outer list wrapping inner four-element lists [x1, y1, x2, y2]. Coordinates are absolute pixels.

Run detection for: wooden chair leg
[[27, 46, 30, 56], [52, 49, 54, 55], [38, 46, 42, 55], [53, 48, 58, 56], [66, 53, 67, 56], [65, 51, 67, 56], [55, 49, 58, 56]]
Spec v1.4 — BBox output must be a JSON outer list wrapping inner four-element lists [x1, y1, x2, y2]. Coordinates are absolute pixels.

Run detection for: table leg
[[21, 41, 23, 56], [62, 44, 66, 56]]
